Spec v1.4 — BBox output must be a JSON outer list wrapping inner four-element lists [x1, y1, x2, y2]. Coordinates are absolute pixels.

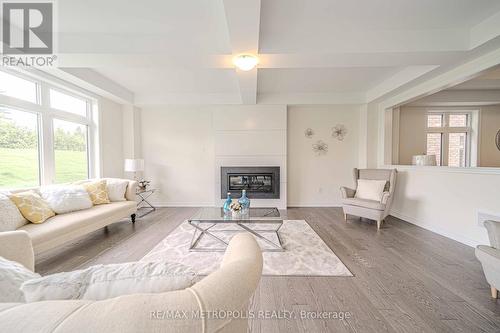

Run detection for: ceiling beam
[[366, 65, 438, 102], [45, 68, 134, 104], [406, 89, 500, 106], [55, 51, 461, 69], [470, 11, 500, 49], [222, 0, 261, 104], [134, 93, 241, 106], [235, 69, 258, 104], [379, 46, 500, 109], [258, 92, 366, 105]]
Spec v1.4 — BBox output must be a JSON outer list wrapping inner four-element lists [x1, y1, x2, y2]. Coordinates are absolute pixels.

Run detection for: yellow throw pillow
[[9, 191, 55, 224], [82, 180, 110, 205]]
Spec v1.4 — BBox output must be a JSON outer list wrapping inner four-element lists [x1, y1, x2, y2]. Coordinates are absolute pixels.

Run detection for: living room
[[1, 1, 500, 332]]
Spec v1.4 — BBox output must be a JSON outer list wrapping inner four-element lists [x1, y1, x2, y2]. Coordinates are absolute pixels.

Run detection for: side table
[[136, 188, 156, 217]]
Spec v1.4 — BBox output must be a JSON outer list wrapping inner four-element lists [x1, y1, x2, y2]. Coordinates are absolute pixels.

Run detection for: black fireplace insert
[[221, 166, 280, 199]]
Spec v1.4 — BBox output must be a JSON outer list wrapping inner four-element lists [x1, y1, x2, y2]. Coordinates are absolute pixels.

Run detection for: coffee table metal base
[[188, 220, 285, 252]]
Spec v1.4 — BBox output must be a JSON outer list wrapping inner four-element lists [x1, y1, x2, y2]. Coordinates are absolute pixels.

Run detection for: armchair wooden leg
[[343, 212, 347, 222], [492, 286, 498, 299], [377, 219, 383, 230]]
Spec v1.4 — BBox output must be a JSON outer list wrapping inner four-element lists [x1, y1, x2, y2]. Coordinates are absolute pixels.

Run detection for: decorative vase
[[238, 190, 250, 213], [223, 192, 232, 214]]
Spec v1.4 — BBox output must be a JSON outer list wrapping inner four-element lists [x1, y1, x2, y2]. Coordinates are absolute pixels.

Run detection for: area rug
[[141, 220, 352, 277]]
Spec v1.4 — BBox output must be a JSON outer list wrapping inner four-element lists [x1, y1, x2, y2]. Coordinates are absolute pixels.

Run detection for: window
[[426, 133, 442, 166], [0, 69, 96, 189], [427, 114, 443, 128], [448, 132, 466, 167], [0, 108, 40, 187], [53, 119, 89, 183], [426, 112, 471, 167], [0, 71, 37, 103], [50, 89, 87, 117]]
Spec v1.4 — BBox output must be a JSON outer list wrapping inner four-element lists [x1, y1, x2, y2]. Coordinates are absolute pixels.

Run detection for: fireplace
[[221, 167, 280, 199]]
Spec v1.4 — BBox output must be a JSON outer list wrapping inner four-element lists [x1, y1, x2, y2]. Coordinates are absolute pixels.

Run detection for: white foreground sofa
[[5, 179, 137, 254], [0, 231, 263, 333]]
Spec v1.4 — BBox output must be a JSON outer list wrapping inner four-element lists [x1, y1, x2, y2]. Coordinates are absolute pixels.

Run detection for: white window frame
[[426, 110, 474, 167], [0, 68, 99, 186]]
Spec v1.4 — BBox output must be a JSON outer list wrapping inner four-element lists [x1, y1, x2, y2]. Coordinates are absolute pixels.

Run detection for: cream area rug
[[141, 220, 352, 277]]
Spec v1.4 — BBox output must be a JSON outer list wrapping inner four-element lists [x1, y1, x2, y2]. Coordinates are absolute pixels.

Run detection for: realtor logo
[[2, 2, 53, 54]]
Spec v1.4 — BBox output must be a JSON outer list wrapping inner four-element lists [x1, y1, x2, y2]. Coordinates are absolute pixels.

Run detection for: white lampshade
[[124, 159, 144, 172]]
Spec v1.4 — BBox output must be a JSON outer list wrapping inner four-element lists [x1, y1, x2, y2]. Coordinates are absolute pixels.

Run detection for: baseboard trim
[[150, 202, 214, 208], [151, 202, 288, 210], [287, 204, 342, 208], [390, 210, 479, 248]]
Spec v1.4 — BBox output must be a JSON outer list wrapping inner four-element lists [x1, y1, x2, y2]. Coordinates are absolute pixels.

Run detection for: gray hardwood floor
[[36, 207, 500, 333]]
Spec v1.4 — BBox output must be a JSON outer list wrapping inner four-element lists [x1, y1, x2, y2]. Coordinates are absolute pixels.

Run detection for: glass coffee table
[[188, 207, 284, 252]]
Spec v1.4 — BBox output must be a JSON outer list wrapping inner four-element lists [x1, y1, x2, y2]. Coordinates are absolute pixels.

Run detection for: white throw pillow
[[21, 261, 196, 302], [105, 178, 129, 202], [355, 179, 387, 201], [0, 256, 41, 303], [0, 193, 28, 231], [40, 185, 93, 214]]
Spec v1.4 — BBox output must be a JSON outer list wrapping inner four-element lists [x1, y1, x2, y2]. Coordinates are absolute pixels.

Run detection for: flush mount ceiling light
[[233, 54, 259, 71]]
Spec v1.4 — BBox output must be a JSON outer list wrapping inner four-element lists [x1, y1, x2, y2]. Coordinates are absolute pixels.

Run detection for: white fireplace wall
[[214, 105, 287, 209], [140, 105, 287, 208]]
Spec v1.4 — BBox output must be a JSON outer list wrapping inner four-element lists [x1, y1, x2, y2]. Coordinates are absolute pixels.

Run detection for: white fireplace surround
[[214, 106, 288, 209]]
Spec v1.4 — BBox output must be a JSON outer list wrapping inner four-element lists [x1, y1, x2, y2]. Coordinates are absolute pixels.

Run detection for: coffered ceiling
[[52, 0, 500, 105]]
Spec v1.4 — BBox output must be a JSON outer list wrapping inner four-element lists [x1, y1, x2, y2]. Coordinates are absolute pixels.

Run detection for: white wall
[[140, 105, 288, 208], [287, 105, 360, 206], [390, 167, 498, 246], [141, 106, 215, 206], [99, 97, 125, 178], [366, 102, 379, 168], [122, 105, 143, 160]]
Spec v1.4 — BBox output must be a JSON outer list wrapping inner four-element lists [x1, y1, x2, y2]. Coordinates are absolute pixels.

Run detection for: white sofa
[[0, 231, 263, 333], [5, 179, 138, 254]]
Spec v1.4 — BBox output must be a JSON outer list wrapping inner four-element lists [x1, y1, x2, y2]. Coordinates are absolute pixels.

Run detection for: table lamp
[[124, 158, 144, 180]]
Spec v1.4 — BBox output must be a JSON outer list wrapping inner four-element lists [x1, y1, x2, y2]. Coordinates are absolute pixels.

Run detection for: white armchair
[[340, 168, 397, 229], [475, 220, 500, 299]]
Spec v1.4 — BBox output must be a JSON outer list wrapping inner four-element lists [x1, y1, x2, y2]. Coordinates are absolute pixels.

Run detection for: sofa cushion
[[18, 201, 137, 246], [82, 180, 110, 205], [355, 179, 387, 201], [8, 191, 55, 224], [0, 193, 27, 231], [40, 185, 93, 214], [0, 256, 41, 302], [0, 300, 90, 333], [105, 178, 129, 202], [21, 261, 196, 302], [342, 197, 386, 211]]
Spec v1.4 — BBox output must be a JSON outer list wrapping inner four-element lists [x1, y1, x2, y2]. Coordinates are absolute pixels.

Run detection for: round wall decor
[[496, 129, 500, 151]]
